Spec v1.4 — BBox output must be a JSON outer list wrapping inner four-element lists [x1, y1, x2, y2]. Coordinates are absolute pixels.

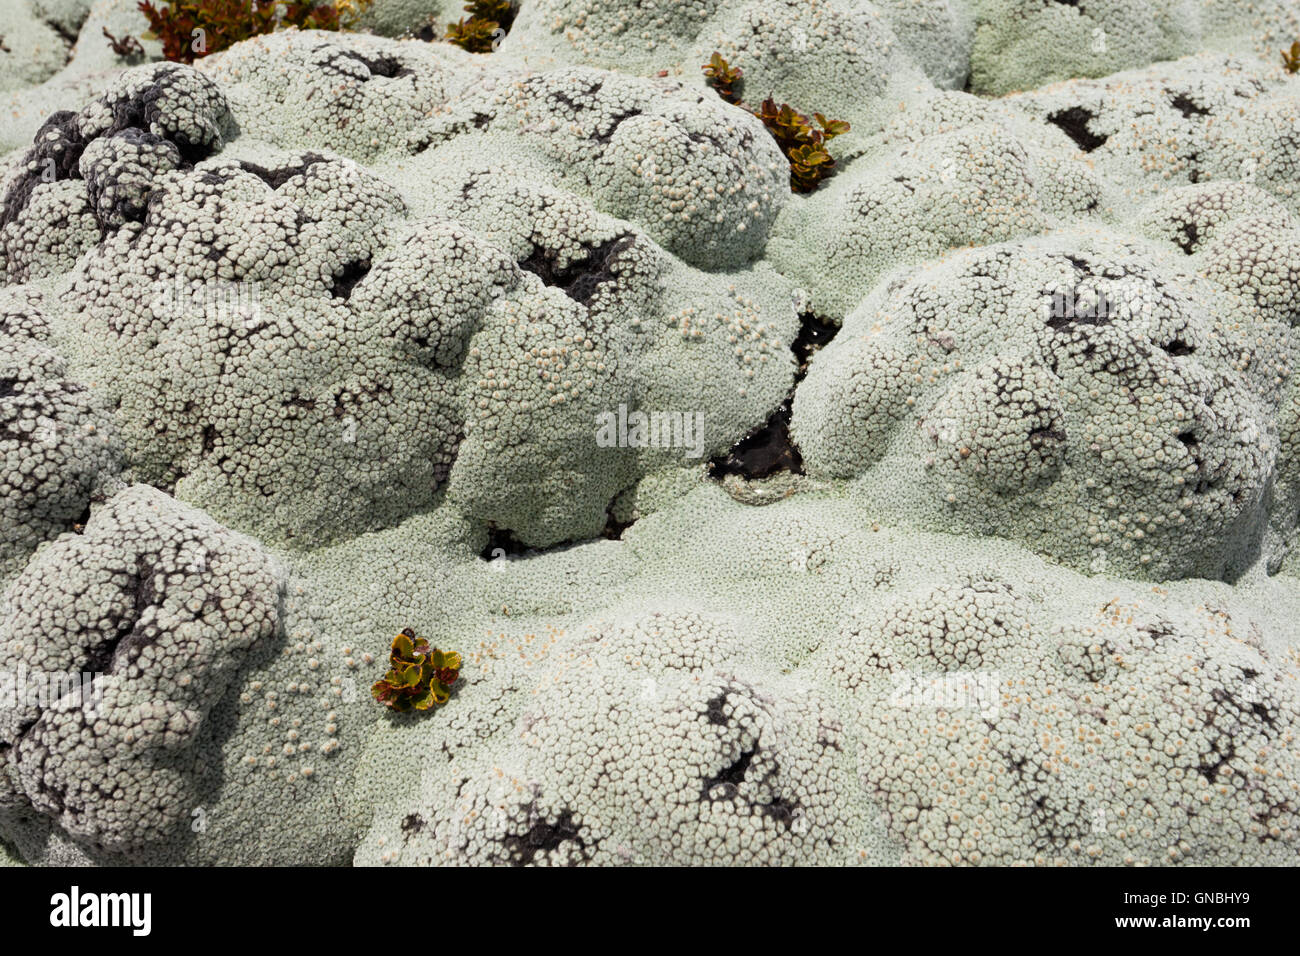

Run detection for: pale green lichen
[[0, 0, 1298, 868]]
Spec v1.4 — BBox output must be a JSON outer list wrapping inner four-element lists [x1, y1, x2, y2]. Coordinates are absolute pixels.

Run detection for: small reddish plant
[[138, 0, 368, 65], [1283, 41, 1300, 74], [702, 53, 850, 193], [103, 26, 145, 62], [371, 628, 462, 712], [445, 0, 516, 53], [753, 98, 849, 192], [702, 52, 743, 104]]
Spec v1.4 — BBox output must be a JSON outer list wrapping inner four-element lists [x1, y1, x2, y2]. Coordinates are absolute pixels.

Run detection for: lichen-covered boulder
[[791, 229, 1295, 579], [0, 286, 120, 579]]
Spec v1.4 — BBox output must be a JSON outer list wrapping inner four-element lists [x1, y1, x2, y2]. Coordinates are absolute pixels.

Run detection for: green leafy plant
[[1283, 41, 1300, 74], [702, 52, 743, 104], [702, 54, 850, 193], [444, 0, 516, 53], [138, 0, 370, 65], [753, 98, 849, 192], [371, 628, 462, 712]]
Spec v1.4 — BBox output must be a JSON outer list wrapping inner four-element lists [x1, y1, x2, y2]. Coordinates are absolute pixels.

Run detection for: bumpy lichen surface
[[1, 0, 1299, 867]]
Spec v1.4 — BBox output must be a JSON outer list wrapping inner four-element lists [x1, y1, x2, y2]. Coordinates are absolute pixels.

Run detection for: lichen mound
[[1, 0, 1299, 867]]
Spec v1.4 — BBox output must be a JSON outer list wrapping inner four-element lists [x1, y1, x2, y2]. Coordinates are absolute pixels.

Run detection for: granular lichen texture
[[1, 0, 1299, 868]]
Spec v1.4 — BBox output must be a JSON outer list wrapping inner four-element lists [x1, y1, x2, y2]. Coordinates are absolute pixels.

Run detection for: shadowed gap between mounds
[[707, 311, 837, 482]]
